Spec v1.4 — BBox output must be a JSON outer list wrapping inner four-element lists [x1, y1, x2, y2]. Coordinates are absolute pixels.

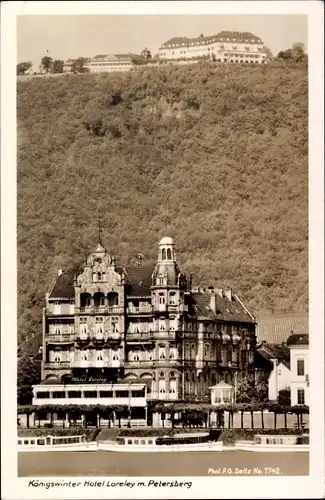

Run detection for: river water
[[18, 451, 309, 477]]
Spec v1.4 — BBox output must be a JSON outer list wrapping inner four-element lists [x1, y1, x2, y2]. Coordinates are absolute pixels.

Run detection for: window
[[37, 392, 49, 399], [162, 248, 166, 260], [159, 293, 165, 304], [84, 391, 97, 398], [127, 439, 133, 444], [52, 391, 65, 398], [140, 440, 146, 445], [116, 390, 129, 398], [297, 359, 305, 376], [99, 391, 113, 398], [68, 391, 81, 398], [297, 389, 305, 405], [167, 248, 172, 260]]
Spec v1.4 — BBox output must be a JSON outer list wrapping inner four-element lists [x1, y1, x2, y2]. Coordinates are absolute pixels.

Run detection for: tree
[[52, 59, 64, 74], [71, 57, 88, 73], [17, 61, 32, 76], [41, 56, 53, 73], [278, 388, 291, 406], [292, 42, 306, 62], [236, 376, 257, 403], [17, 355, 39, 405]]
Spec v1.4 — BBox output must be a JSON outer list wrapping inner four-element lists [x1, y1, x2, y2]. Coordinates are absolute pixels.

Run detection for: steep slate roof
[[256, 343, 290, 363], [188, 292, 255, 324], [160, 30, 263, 48], [256, 314, 308, 344], [48, 266, 83, 299], [125, 264, 155, 296], [286, 333, 309, 346], [47, 263, 254, 324], [90, 54, 132, 62]]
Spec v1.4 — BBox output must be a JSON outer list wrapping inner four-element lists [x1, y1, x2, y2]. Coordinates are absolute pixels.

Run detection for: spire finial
[[96, 182, 103, 245], [165, 195, 169, 235]]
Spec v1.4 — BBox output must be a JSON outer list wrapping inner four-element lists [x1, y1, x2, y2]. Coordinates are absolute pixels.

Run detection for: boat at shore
[[97, 432, 223, 452], [17, 434, 97, 452], [233, 434, 309, 453]]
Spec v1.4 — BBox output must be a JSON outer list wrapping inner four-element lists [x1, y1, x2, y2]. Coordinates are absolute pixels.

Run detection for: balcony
[[126, 332, 154, 342], [70, 359, 121, 369], [147, 392, 179, 401], [75, 306, 124, 315], [43, 361, 70, 370], [127, 307, 152, 316], [125, 359, 180, 368], [46, 333, 74, 343], [46, 305, 74, 316]]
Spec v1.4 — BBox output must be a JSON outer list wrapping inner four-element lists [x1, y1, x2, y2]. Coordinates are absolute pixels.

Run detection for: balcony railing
[[127, 307, 152, 315], [75, 306, 124, 314], [147, 392, 179, 401], [43, 361, 70, 369], [70, 360, 121, 369], [125, 359, 180, 368], [46, 333, 75, 342], [46, 307, 74, 316], [126, 332, 154, 341]]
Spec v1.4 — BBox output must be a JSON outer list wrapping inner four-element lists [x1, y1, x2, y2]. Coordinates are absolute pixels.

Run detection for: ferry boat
[[17, 434, 98, 452], [233, 433, 309, 453], [97, 432, 223, 452]]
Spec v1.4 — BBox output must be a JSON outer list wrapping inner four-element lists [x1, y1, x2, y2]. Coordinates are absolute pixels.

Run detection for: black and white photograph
[[1, 1, 324, 499]]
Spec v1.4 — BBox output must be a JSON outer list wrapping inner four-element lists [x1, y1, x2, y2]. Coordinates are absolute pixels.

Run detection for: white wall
[[290, 346, 309, 405], [268, 361, 291, 401]]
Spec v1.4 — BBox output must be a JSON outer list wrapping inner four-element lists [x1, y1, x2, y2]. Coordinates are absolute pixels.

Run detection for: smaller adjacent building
[[287, 334, 309, 406], [85, 54, 134, 73], [267, 359, 291, 402]]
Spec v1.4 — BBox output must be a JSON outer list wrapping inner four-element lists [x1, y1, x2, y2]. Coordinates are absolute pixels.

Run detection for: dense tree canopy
[[52, 59, 64, 74], [17, 61, 32, 76], [17, 60, 308, 343], [17, 356, 40, 404]]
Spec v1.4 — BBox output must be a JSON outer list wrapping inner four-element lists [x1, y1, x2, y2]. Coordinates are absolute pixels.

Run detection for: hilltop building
[[85, 54, 134, 73], [158, 31, 268, 64], [32, 236, 257, 426]]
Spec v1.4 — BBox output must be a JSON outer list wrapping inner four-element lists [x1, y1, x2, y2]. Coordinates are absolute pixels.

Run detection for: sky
[[17, 14, 308, 66]]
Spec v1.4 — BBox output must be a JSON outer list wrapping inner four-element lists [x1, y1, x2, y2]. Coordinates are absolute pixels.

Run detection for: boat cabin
[[116, 432, 211, 446], [254, 434, 309, 446], [17, 435, 87, 447]]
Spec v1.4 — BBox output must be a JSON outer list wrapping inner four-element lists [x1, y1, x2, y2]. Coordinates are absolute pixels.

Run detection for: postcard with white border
[[1, 1, 324, 499]]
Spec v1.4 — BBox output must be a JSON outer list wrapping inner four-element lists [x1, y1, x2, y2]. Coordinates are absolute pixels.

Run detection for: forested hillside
[[17, 60, 308, 342]]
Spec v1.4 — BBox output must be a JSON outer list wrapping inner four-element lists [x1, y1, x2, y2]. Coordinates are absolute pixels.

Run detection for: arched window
[[167, 248, 172, 260], [162, 248, 166, 260], [108, 292, 118, 307], [94, 292, 105, 308]]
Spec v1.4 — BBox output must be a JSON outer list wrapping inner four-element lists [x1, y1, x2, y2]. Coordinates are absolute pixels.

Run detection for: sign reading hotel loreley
[[70, 376, 108, 383]]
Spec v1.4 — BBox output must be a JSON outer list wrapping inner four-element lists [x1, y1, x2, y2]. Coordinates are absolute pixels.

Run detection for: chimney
[[210, 294, 216, 312], [58, 269, 63, 276], [224, 288, 232, 301]]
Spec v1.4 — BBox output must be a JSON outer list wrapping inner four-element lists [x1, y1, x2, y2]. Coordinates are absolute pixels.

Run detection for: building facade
[[159, 30, 268, 64], [35, 236, 256, 416], [288, 334, 309, 406], [85, 54, 133, 73]]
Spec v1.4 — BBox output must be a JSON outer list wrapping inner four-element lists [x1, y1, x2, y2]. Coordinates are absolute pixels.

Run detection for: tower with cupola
[[149, 237, 188, 399]]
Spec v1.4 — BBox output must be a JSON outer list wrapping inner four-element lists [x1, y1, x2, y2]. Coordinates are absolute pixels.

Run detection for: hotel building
[[32, 236, 257, 425], [159, 30, 268, 64]]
